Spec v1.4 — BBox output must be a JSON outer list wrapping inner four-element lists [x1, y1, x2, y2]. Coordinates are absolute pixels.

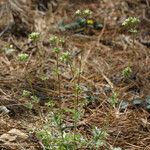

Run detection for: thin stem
[[56, 53, 61, 100], [74, 53, 82, 143], [69, 62, 74, 79], [76, 54, 82, 107], [132, 33, 135, 50]]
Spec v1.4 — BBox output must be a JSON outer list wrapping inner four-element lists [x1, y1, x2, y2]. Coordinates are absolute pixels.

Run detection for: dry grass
[[0, 0, 150, 149]]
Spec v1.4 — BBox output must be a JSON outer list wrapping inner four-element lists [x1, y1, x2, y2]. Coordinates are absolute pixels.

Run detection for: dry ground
[[0, 0, 150, 149]]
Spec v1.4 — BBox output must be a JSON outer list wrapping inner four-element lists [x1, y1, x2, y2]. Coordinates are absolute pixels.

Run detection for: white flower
[[75, 9, 81, 15], [83, 9, 92, 16], [122, 17, 140, 26]]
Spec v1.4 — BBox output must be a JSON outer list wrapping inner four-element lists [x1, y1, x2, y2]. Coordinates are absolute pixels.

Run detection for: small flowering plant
[[75, 9, 95, 31], [58, 9, 103, 33], [52, 47, 61, 53], [60, 51, 71, 63], [75, 9, 93, 18], [122, 17, 140, 33], [17, 53, 29, 62], [49, 35, 65, 47], [22, 90, 31, 97], [122, 17, 140, 47], [28, 32, 40, 42], [49, 35, 58, 46], [75, 9, 81, 16], [122, 66, 132, 78], [86, 19, 94, 25]]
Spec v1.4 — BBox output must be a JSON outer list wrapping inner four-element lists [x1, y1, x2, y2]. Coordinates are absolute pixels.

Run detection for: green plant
[[36, 125, 87, 150], [49, 36, 62, 99], [122, 17, 140, 47], [50, 35, 66, 148], [40, 75, 49, 81], [52, 47, 61, 53], [24, 95, 40, 110], [17, 53, 29, 62], [36, 108, 108, 149], [110, 92, 118, 108], [45, 100, 55, 108], [35, 109, 84, 150], [64, 108, 83, 127], [60, 49, 83, 143], [75, 9, 92, 18], [22, 90, 40, 110], [60, 51, 71, 63], [36, 103, 108, 149], [24, 102, 33, 110], [33, 33, 110, 149], [30, 95, 40, 103], [59, 37, 65, 46], [122, 17, 140, 33], [90, 127, 108, 149], [28, 32, 40, 42], [49, 35, 65, 47], [49, 36, 66, 101], [59, 9, 103, 32], [52, 47, 61, 100], [22, 90, 31, 97], [75, 83, 82, 106], [75, 9, 94, 30], [122, 66, 132, 78], [49, 35, 58, 46]]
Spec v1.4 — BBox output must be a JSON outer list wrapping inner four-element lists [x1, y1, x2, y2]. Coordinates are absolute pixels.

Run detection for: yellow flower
[[86, 19, 94, 25]]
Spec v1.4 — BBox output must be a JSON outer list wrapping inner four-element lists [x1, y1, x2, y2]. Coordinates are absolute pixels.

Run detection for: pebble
[[0, 129, 28, 143], [0, 106, 10, 114]]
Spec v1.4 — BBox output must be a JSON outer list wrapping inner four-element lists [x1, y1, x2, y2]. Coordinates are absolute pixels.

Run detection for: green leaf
[[22, 90, 31, 97], [52, 47, 61, 53], [49, 35, 58, 45], [64, 22, 81, 30], [24, 102, 33, 109], [28, 32, 40, 42], [110, 92, 118, 108], [60, 51, 71, 63], [75, 17, 86, 26], [30, 95, 40, 103], [17, 53, 29, 62]]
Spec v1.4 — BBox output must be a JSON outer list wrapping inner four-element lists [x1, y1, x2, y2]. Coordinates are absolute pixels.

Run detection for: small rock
[[144, 96, 150, 111], [119, 100, 129, 112], [0, 133, 16, 142], [145, 105, 150, 111], [112, 148, 122, 150], [145, 96, 150, 105], [0, 106, 10, 114], [132, 99, 143, 107], [0, 129, 28, 143], [8, 129, 28, 140], [103, 85, 112, 95]]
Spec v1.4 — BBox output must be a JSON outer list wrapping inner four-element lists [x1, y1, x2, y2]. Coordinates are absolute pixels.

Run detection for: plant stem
[[76, 54, 82, 108], [74, 53, 82, 143], [132, 33, 135, 49], [56, 53, 61, 100], [55, 52, 64, 146]]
